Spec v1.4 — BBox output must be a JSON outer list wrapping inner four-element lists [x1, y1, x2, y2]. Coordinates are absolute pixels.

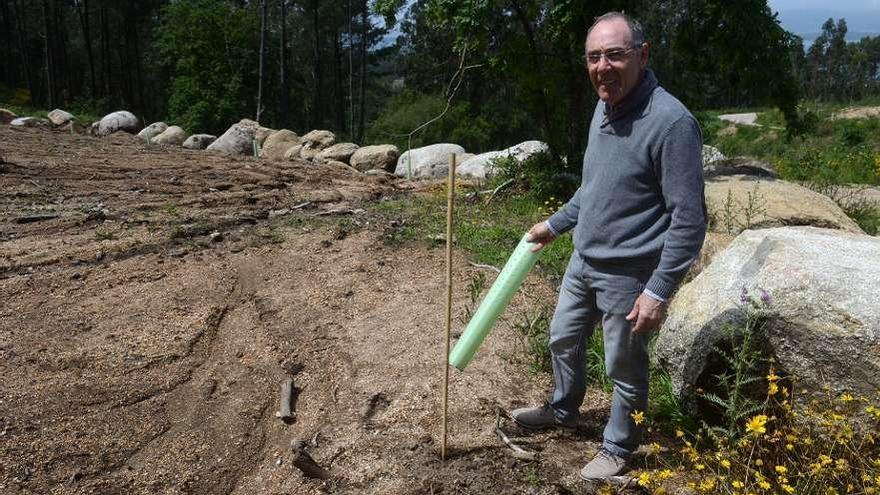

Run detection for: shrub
[[491, 150, 580, 203], [364, 90, 492, 152]]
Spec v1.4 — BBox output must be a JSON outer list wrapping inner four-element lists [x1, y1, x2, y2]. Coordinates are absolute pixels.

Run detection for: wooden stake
[[442, 153, 456, 461]]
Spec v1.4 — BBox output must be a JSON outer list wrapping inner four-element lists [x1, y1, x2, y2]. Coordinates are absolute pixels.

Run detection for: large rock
[[260, 130, 301, 159], [318, 142, 359, 163], [655, 227, 880, 402], [10, 117, 49, 128], [395, 143, 467, 179], [702, 145, 725, 166], [350, 144, 399, 172], [207, 119, 262, 155], [182, 134, 216, 150], [457, 140, 550, 179], [47, 109, 74, 126], [301, 130, 336, 149], [97, 111, 140, 136], [685, 232, 734, 281], [298, 130, 336, 162], [151, 125, 187, 146], [137, 122, 168, 141], [706, 175, 862, 234], [704, 156, 778, 179], [283, 144, 303, 160], [456, 151, 502, 179], [255, 127, 274, 144], [0, 108, 16, 124]]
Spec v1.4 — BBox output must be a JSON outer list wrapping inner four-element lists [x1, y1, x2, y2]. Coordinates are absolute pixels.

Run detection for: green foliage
[[841, 200, 880, 235], [694, 111, 724, 143], [776, 144, 879, 186], [364, 90, 492, 152], [806, 184, 880, 235], [649, 370, 697, 433], [510, 306, 553, 374], [153, 0, 258, 135], [698, 288, 773, 439], [585, 328, 611, 391], [491, 150, 580, 203], [649, 0, 801, 125]]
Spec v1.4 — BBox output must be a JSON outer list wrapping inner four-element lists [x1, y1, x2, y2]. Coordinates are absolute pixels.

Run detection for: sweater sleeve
[[644, 115, 707, 300], [546, 186, 582, 235]]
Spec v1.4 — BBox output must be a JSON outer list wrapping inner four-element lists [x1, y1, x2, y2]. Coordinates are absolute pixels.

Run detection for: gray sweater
[[547, 70, 706, 300]]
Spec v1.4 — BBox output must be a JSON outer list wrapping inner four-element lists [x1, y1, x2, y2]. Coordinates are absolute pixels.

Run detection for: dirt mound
[[0, 126, 627, 494]]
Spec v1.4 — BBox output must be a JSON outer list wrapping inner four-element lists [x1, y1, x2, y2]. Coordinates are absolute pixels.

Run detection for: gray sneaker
[[579, 448, 628, 480], [510, 403, 577, 430]]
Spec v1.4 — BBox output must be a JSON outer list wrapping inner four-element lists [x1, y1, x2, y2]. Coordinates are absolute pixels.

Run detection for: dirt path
[[0, 126, 619, 494]]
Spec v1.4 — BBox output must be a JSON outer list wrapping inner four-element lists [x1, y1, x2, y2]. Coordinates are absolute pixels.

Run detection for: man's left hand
[[626, 293, 667, 333]]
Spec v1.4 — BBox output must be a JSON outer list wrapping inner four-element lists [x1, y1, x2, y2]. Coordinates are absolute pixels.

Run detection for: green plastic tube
[[449, 234, 541, 370]]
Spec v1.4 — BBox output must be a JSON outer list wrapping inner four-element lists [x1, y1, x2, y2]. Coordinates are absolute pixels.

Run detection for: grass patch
[[0, 101, 101, 124], [375, 189, 573, 280]]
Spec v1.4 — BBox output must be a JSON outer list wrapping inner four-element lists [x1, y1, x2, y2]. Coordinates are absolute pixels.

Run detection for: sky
[[767, 0, 880, 42]]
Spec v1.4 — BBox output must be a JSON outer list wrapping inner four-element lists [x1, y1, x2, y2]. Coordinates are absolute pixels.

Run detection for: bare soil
[[831, 105, 880, 120], [0, 126, 625, 494]]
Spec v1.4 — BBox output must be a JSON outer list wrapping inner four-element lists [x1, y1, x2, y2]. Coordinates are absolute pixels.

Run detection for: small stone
[[210, 232, 223, 242]]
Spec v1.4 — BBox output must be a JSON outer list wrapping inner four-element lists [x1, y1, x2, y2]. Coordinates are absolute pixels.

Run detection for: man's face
[[585, 18, 649, 107]]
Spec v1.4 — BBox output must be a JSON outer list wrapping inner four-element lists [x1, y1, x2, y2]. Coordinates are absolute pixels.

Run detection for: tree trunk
[[357, 0, 367, 141], [74, 0, 97, 98], [256, 0, 268, 123], [508, 0, 552, 145], [55, 0, 71, 103], [100, 0, 111, 104], [0, 0, 17, 89], [11, 0, 36, 103], [311, 0, 323, 128], [279, 0, 289, 129], [42, 0, 56, 108], [333, 29, 346, 136]]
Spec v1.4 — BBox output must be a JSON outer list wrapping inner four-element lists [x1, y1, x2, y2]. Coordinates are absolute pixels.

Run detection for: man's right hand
[[527, 222, 557, 252]]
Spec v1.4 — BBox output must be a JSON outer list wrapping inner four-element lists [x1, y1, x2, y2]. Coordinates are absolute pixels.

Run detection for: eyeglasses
[[583, 46, 639, 66]]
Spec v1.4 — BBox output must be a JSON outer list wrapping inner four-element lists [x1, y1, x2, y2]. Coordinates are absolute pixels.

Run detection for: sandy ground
[[0, 126, 632, 494], [831, 105, 880, 120]]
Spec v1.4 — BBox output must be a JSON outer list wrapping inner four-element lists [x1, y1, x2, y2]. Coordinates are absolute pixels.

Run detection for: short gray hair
[[587, 11, 646, 47]]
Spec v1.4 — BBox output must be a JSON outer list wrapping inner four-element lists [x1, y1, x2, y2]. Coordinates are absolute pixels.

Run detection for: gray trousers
[[548, 253, 653, 458]]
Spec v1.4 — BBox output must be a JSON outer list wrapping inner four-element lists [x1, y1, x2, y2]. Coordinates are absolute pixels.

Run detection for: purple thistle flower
[[760, 288, 773, 306], [740, 286, 750, 305]]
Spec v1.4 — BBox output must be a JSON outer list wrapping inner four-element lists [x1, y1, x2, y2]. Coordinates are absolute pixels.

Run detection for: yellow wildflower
[[746, 414, 768, 435], [840, 393, 854, 402], [766, 370, 780, 382], [768, 381, 779, 396], [698, 477, 716, 492], [636, 471, 651, 487], [720, 459, 731, 469], [759, 480, 771, 490], [775, 465, 788, 474], [732, 480, 745, 489], [630, 410, 645, 425], [781, 484, 795, 494], [675, 429, 685, 438]]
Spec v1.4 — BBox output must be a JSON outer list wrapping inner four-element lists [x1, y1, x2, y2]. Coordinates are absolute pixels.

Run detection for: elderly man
[[512, 12, 706, 480]]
